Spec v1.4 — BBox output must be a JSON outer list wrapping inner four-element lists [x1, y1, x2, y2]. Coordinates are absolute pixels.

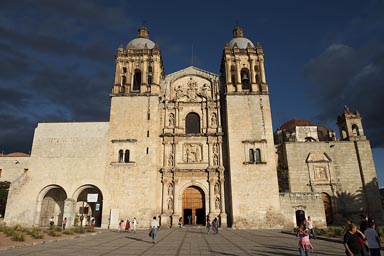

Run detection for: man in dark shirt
[[344, 223, 362, 256], [360, 214, 368, 233]]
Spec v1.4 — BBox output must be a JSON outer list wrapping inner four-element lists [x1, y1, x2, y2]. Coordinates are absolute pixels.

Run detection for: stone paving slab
[[0, 227, 345, 255]]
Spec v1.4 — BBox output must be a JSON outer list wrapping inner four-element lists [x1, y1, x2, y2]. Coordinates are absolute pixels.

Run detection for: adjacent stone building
[[0, 26, 382, 229]]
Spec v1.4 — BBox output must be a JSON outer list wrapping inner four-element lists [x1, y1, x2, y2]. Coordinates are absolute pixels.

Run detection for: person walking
[[297, 224, 313, 256], [125, 219, 130, 232], [132, 217, 137, 233], [212, 217, 219, 234], [49, 216, 54, 229], [305, 216, 316, 239], [150, 216, 160, 244], [207, 219, 211, 234], [344, 223, 362, 256], [364, 222, 381, 256], [62, 217, 67, 230]]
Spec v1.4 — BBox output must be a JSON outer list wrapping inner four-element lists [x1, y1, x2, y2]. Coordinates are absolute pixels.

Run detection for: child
[[297, 224, 314, 256]]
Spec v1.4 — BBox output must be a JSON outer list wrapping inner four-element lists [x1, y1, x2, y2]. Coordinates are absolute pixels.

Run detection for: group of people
[[207, 217, 219, 234], [344, 215, 381, 256], [118, 217, 137, 233]]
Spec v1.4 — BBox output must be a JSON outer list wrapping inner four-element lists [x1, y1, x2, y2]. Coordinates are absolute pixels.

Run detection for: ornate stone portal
[[160, 67, 226, 227]]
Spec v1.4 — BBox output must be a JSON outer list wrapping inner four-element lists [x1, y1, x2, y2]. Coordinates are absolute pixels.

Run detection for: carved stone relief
[[183, 143, 202, 163], [313, 166, 328, 181]]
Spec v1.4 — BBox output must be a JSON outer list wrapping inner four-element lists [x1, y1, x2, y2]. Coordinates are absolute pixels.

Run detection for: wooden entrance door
[[182, 186, 205, 225]]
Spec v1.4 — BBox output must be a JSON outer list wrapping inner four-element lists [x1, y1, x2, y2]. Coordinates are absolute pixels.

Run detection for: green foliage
[[0, 225, 5, 232], [12, 232, 25, 241], [74, 227, 85, 233], [62, 229, 75, 235], [314, 226, 344, 237], [13, 224, 23, 231], [47, 229, 61, 237], [4, 227, 14, 236], [28, 227, 43, 239]]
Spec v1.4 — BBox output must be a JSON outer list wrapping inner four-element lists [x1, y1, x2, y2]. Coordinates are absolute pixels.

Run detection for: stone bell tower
[[337, 106, 382, 220], [106, 27, 165, 223], [112, 26, 163, 95], [337, 106, 366, 141], [220, 27, 282, 228]]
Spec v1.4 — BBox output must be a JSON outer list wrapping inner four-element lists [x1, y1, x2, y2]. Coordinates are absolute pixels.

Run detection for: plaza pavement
[[0, 226, 345, 255]]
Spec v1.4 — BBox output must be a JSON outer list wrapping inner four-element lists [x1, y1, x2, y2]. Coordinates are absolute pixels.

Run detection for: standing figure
[[150, 216, 160, 244], [125, 219, 130, 232], [91, 217, 95, 231], [212, 217, 219, 234], [297, 224, 313, 256], [207, 219, 211, 234], [364, 222, 381, 256], [344, 223, 362, 256], [49, 216, 54, 229], [132, 217, 137, 233], [62, 217, 67, 230], [118, 219, 123, 232], [305, 216, 316, 239], [178, 217, 183, 228]]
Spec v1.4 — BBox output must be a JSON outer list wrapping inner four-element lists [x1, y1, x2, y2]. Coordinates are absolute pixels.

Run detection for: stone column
[[249, 59, 255, 84], [235, 59, 242, 92], [260, 57, 266, 83], [161, 176, 170, 227], [226, 58, 232, 84], [209, 173, 216, 219], [63, 198, 77, 228], [219, 170, 227, 227]]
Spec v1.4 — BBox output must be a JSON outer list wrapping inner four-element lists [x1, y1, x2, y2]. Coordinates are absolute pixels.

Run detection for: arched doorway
[[295, 210, 306, 227], [322, 192, 334, 224], [182, 186, 205, 225], [75, 185, 103, 227], [40, 186, 67, 227]]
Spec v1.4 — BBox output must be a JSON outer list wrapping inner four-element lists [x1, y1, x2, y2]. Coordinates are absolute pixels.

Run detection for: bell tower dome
[[112, 27, 164, 95], [220, 26, 267, 94]]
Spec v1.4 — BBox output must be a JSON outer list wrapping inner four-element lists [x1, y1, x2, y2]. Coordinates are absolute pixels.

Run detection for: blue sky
[[1, 0, 384, 186]]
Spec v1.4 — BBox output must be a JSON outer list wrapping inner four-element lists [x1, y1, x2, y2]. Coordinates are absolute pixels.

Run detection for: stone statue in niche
[[214, 182, 220, 195], [168, 113, 175, 127], [215, 197, 220, 210], [213, 142, 218, 154], [168, 153, 174, 166], [213, 154, 218, 166], [168, 197, 173, 211], [211, 113, 217, 126], [168, 183, 173, 196]]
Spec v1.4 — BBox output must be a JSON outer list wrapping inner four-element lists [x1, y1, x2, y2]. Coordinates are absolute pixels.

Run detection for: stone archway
[[74, 185, 103, 227], [322, 192, 334, 224], [182, 186, 205, 225], [39, 185, 67, 227]]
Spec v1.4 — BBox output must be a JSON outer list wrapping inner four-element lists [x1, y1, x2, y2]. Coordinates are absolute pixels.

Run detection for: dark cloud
[[304, 43, 384, 147]]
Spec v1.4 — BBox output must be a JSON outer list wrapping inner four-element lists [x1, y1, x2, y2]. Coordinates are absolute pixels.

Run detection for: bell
[[242, 73, 248, 81]]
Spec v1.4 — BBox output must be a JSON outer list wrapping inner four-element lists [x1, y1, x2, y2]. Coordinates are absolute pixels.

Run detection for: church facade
[[0, 27, 382, 229]]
